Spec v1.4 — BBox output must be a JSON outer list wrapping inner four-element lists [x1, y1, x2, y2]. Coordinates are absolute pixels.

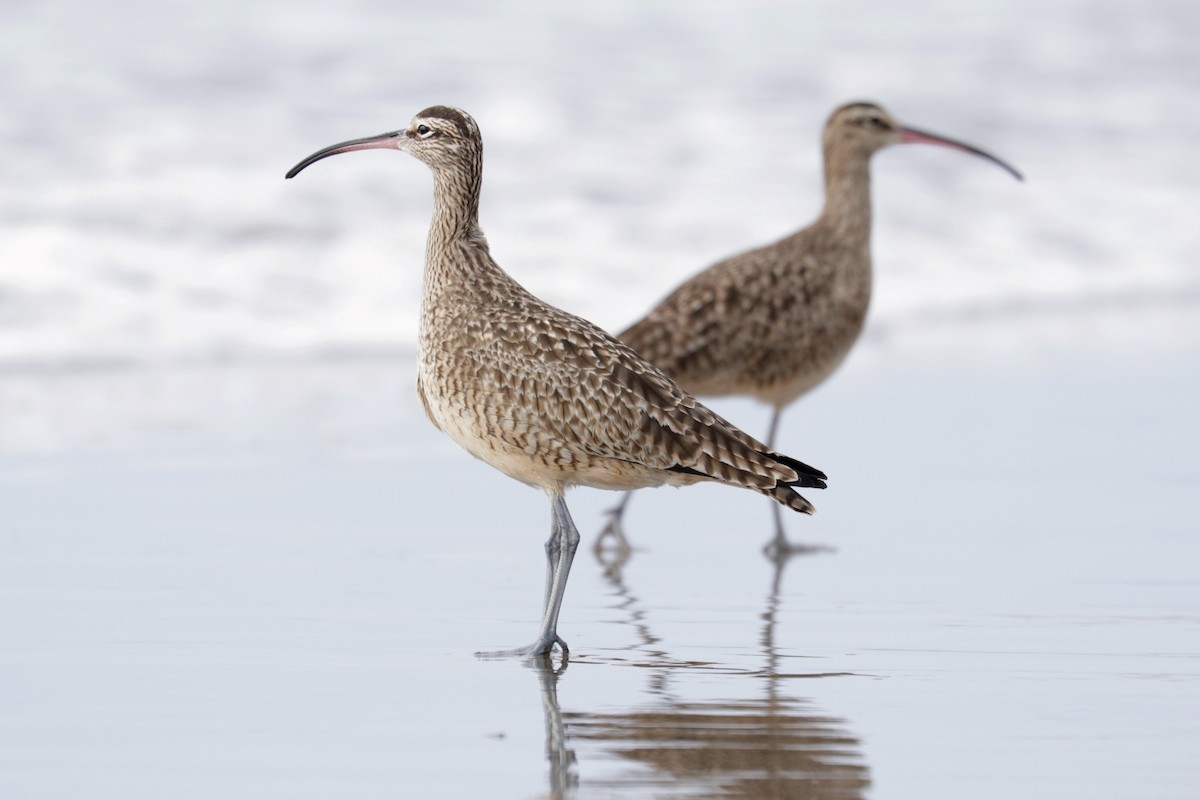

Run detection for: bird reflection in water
[[519, 548, 868, 799], [526, 655, 579, 799]]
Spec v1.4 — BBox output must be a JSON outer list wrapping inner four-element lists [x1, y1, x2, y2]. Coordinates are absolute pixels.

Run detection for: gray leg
[[761, 408, 827, 559], [765, 407, 783, 450], [539, 496, 581, 649], [478, 493, 580, 658], [763, 407, 789, 555], [539, 503, 563, 617], [763, 499, 831, 560], [763, 501, 791, 560]]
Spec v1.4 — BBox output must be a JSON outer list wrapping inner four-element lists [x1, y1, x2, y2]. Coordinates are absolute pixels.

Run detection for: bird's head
[[825, 101, 1023, 180], [286, 105, 481, 179]]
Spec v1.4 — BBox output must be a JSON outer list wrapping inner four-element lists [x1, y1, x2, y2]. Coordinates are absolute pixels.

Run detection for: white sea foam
[[1, 0, 1197, 367]]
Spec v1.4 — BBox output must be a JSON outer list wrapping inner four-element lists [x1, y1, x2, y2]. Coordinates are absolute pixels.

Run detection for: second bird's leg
[[764, 501, 790, 560], [764, 499, 832, 561], [763, 407, 790, 556], [763, 408, 833, 560], [764, 407, 782, 451], [761, 407, 812, 559]]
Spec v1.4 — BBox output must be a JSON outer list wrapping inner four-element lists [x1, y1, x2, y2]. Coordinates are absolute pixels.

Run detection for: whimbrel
[[285, 106, 827, 657], [603, 101, 1021, 555]]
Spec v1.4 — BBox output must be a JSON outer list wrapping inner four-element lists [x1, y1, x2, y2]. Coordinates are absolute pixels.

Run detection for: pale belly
[[757, 337, 857, 408], [415, 361, 694, 494], [684, 326, 861, 410]]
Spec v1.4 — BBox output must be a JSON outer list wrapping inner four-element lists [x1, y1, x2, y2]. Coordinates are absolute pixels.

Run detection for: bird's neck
[[428, 162, 484, 245], [422, 159, 501, 297], [815, 146, 874, 247]]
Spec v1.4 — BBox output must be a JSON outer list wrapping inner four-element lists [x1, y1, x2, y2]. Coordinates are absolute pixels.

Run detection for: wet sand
[[2, 312, 1197, 799]]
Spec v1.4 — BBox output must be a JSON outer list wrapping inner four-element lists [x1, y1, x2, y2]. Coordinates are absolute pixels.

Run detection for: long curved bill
[[285, 131, 404, 179], [900, 126, 1023, 181]]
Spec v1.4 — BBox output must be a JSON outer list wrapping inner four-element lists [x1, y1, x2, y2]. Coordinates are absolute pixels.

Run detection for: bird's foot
[[476, 633, 569, 660], [762, 533, 835, 563], [520, 651, 570, 675]]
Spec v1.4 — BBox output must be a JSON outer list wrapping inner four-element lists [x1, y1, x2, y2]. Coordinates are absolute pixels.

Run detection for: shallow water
[[3, 318, 1197, 798]]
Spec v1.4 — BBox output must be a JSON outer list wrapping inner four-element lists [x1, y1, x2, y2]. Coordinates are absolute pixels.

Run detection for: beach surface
[[3, 313, 1198, 798]]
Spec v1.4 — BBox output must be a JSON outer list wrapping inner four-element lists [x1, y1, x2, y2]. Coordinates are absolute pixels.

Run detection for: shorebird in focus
[[286, 105, 827, 657], [601, 101, 1022, 556]]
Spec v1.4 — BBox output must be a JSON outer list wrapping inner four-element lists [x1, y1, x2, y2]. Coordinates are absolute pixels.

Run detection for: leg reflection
[[561, 545, 871, 798], [594, 491, 634, 557], [525, 654, 578, 800]]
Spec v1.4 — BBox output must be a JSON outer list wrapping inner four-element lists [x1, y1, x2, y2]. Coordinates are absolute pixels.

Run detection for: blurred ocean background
[[3, 0, 1197, 366], [2, 0, 1196, 459], [2, 1, 1199, 798]]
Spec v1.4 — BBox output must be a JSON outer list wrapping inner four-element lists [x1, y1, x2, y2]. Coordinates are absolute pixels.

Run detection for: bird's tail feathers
[[769, 452, 828, 489], [763, 483, 818, 515]]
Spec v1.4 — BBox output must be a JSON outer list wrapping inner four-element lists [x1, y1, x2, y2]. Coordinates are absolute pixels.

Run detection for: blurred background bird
[[600, 101, 1021, 556]]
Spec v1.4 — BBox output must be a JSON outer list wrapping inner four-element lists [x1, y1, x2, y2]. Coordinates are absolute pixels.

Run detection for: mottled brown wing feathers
[[476, 301, 825, 511], [619, 238, 821, 395]]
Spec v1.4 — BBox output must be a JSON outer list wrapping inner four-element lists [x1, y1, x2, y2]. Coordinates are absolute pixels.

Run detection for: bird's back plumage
[[619, 226, 871, 410], [419, 252, 827, 510]]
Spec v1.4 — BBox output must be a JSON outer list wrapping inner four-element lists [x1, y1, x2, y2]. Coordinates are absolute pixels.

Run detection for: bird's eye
[[863, 116, 886, 129], [416, 124, 434, 138]]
